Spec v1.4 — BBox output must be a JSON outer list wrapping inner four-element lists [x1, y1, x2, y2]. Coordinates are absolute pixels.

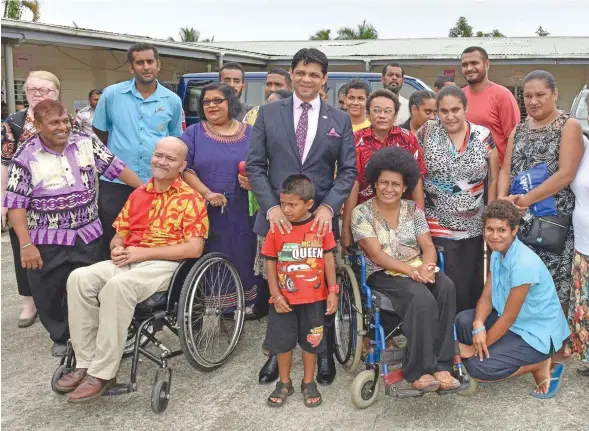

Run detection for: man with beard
[[93, 43, 183, 259], [461, 47, 520, 166], [220, 61, 253, 121], [381, 63, 410, 125]]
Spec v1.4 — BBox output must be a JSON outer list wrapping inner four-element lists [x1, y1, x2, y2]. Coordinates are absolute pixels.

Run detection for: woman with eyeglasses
[[1, 70, 80, 328], [181, 82, 260, 307], [341, 89, 427, 251]]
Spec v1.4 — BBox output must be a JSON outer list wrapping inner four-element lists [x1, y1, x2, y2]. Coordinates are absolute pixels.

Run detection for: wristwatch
[[328, 284, 340, 294]]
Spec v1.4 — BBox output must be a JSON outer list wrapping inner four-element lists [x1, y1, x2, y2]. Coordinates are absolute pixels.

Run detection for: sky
[[18, 0, 589, 41]]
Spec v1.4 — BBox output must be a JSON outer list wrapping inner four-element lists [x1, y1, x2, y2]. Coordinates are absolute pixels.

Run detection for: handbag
[[516, 123, 571, 254], [520, 214, 571, 254]]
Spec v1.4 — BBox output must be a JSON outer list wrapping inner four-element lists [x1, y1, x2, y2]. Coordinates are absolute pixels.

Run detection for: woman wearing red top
[[341, 89, 426, 249]]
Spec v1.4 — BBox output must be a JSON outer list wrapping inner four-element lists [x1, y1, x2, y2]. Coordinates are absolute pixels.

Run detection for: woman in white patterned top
[[351, 146, 459, 392]]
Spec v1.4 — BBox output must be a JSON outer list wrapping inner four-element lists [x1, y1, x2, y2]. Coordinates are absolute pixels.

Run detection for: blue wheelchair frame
[[349, 248, 444, 379]]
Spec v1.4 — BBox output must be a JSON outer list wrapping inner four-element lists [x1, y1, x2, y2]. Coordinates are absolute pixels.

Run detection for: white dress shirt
[[395, 95, 410, 126], [293, 93, 321, 163]]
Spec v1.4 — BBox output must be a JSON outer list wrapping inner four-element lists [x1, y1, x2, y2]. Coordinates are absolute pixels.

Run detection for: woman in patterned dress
[[351, 146, 460, 392], [498, 70, 584, 309], [416, 86, 499, 313], [1, 71, 70, 328], [181, 82, 260, 309], [565, 93, 589, 375]]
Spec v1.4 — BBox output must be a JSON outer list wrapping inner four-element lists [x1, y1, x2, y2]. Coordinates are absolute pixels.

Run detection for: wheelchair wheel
[[351, 369, 380, 409], [151, 378, 170, 413], [122, 322, 154, 358], [51, 364, 69, 395], [178, 253, 245, 372], [334, 265, 363, 372]]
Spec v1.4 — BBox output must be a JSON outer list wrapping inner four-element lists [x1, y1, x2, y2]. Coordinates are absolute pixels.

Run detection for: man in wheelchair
[[55, 137, 209, 402]]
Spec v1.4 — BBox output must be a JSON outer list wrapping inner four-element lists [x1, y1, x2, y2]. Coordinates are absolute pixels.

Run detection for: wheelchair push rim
[[179, 253, 245, 371], [334, 265, 363, 372]]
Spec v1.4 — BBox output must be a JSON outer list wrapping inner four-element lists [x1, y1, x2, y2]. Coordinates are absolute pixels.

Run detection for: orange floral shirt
[[114, 176, 208, 248]]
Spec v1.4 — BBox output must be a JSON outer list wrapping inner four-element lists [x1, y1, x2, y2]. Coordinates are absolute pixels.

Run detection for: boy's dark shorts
[[263, 301, 327, 355]]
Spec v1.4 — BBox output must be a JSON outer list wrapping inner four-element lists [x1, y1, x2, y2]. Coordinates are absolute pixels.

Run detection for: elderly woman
[[565, 92, 589, 376], [341, 89, 426, 250], [417, 86, 499, 313], [181, 82, 258, 306], [498, 70, 583, 308], [1, 71, 77, 328], [456, 200, 570, 398], [351, 146, 459, 392]]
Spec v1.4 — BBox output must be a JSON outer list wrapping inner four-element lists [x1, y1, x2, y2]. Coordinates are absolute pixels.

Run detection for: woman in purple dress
[[181, 82, 258, 306]]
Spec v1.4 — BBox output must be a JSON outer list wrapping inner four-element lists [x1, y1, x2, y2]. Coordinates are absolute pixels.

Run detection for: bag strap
[[8, 110, 28, 144]]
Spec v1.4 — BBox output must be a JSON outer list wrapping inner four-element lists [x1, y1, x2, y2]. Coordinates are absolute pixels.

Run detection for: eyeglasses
[[203, 98, 227, 107], [370, 107, 396, 116], [26, 87, 56, 96]]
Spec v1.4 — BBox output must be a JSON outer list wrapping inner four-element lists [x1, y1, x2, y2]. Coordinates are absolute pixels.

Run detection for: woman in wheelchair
[[351, 146, 460, 392]]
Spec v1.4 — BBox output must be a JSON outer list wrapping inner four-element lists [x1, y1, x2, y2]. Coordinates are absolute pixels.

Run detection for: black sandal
[[266, 380, 294, 407], [300, 380, 322, 408]]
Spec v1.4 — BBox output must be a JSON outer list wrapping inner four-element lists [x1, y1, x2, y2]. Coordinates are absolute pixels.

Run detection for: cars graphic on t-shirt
[[279, 262, 323, 292]]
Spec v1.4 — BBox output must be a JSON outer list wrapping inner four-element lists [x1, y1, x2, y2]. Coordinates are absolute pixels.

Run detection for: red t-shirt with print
[[261, 217, 337, 305]]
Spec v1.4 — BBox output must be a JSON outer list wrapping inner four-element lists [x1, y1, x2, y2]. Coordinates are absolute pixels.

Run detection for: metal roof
[[2, 19, 588, 65], [0, 18, 267, 65], [199, 37, 589, 64]]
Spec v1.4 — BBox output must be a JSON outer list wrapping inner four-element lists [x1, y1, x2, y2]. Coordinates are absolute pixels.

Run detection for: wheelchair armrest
[[346, 244, 363, 256]]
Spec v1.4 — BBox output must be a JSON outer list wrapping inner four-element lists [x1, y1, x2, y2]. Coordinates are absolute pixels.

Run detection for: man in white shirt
[[75, 89, 102, 136], [381, 63, 410, 125]]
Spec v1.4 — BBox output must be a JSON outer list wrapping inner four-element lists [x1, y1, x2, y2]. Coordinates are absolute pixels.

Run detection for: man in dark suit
[[246, 48, 357, 385]]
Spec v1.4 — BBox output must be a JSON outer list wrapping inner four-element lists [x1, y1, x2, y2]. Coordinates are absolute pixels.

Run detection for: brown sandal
[[411, 374, 440, 392], [433, 371, 460, 391]]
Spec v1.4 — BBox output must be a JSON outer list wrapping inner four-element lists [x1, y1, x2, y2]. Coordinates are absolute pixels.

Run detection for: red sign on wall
[[443, 69, 456, 79]]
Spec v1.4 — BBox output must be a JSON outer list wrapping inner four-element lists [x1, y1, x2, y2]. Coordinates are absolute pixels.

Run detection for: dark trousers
[[455, 309, 551, 381], [28, 237, 101, 343], [433, 235, 484, 314], [98, 180, 134, 260], [8, 228, 31, 296], [368, 271, 456, 382]]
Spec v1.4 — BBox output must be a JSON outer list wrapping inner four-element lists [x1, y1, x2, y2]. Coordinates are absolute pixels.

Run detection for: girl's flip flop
[[531, 362, 565, 399]]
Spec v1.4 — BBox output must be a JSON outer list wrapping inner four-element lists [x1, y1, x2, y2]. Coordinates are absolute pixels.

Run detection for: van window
[[183, 79, 215, 118], [369, 81, 421, 100], [245, 80, 265, 107]]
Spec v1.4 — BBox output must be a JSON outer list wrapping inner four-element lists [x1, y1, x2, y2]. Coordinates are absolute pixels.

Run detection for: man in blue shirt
[[456, 200, 570, 398], [93, 43, 183, 259]]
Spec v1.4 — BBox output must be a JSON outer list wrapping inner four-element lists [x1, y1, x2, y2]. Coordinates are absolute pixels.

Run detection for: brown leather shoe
[[67, 375, 116, 403], [411, 374, 440, 392], [433, 371, 461, 391], [55, 368, 87, 393]]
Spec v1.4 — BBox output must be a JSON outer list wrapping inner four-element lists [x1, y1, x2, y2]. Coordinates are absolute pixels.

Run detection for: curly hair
[[483, 200, 521, 230], [198, 82, 242, 121], [364, 146, 421, 194]]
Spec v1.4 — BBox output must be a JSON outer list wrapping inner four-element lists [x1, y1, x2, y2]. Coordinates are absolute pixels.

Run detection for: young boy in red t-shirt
[[262, 174, 338, 408]]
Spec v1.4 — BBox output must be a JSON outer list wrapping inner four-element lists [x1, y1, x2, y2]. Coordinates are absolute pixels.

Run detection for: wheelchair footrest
[[437, 382, 470, 396], [381, 348, 406, 365], [385, 386, 424, 398], [103, 383, 135, 396]]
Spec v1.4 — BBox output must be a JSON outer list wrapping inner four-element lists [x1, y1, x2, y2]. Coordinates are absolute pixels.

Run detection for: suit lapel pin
[[322, 115, 328, 119]]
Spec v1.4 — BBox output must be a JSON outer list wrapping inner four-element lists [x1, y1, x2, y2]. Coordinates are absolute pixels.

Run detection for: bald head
[[151, 137, 188, 182]]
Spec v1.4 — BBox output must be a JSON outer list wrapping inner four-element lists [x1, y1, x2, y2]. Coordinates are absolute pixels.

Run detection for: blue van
[[178, 72, 431, 126]]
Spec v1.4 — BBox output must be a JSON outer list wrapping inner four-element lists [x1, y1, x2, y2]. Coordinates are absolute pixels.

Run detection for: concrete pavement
[[1, 233, 588, 430]]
